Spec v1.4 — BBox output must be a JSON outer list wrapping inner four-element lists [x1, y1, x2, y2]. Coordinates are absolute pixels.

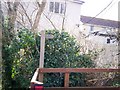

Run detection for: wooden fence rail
[[31, 68, 120, 88], [39, 68, 119, 73]]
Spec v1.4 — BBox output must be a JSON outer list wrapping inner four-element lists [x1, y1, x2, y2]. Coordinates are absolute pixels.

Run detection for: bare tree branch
[[31, 0, 46, 32], [16, 20, 27, 29], [43, 13, 57, 30], [30, 7, 38, 21], [19, 3, 32, 27], [17, 9, 26, 25]]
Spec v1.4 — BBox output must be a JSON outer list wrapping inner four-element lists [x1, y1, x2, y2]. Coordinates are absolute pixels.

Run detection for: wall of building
[[79, 23, 118, 68], [81, 24, 118, 45], [39, 0, 82, 38]]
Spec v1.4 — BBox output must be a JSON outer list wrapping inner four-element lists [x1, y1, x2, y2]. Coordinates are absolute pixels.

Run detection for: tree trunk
[[31, 0, 46, 33], [7, 1, 20, 40]]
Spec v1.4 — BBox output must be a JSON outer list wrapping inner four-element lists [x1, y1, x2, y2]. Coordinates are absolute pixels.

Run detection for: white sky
[[1, 0, 119, 21], [81, 0, 119, 21]]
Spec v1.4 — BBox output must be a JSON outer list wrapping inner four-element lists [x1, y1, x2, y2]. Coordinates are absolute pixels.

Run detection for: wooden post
[[38, 30, 54, 82], [39, 30, 45, 68], [38, 73, 44, 82], [39, 30, 54, 68], [38, 31, 45, 82], [64, 72, 69, 88]]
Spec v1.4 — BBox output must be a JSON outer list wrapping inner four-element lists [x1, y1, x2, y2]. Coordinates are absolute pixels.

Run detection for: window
[[49, 2, 54, 12], [49, 2, 65, 14], [90, 26, 94, 31], [55, 2, 60, 13], [107, 38, 110, 44]]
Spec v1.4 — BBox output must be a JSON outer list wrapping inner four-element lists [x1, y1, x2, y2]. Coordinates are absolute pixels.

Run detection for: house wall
[[81, 24, 118, 45], [12, 0, 82, 39], [79, 23, 118, 68], [39, 0, 82, 38]]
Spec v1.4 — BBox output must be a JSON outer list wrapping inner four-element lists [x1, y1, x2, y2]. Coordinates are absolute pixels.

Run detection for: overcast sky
[[1, 0, 119, 21], [81, 0, 119, 21]]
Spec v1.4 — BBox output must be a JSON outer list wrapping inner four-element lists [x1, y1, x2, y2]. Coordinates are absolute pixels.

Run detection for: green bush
[[3, 29, 94, 88], [44, 30, 93, 87]]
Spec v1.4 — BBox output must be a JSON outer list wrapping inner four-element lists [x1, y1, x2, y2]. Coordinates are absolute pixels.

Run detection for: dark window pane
[[60, 4, 65, 14], [49, 2, 54, 12], [55, 2, 59, 13], [107, 38, 110, 44]]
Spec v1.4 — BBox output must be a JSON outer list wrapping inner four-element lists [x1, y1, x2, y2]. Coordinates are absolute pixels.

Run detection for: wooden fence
[[30, 68, 120, 89]]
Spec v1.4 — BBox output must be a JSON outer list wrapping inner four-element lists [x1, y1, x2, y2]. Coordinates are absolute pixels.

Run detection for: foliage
[[111, 72, 120, 87], [44, 30, 94, 87], [2, 17, 16, 89], [44, 30, 93, 68], [2, 29, 94, 88]]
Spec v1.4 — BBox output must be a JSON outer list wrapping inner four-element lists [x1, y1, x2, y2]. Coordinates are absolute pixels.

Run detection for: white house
[[80, 15, 119, 68], [80, 15, 118, 45], [39, 0, 84, 36]]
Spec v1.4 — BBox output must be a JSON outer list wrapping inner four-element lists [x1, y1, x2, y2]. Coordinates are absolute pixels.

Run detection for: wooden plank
[[45, 34, 54, 39], [39, 68, 120, 73], [38, 73, 44, 82], [44, 87, 120, 90], [31, 68, 39, 83], [64, 73, 69, 88], [39, 31, 54, 68], [31, 68, 43, 84], [39, 30, 45, 68]]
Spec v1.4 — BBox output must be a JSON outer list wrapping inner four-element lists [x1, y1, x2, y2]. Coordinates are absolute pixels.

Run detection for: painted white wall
[[39, 0, 82, 37], [81, 24, 118, 45], [79, 23, 118, 68], [39, 0, 65, 31]]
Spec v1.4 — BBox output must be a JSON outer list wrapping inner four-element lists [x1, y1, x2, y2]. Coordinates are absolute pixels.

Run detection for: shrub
[[3, 29, 94, 88]]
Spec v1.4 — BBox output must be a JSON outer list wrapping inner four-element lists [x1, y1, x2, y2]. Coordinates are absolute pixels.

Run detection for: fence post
[[64, 72, 69, 88], [38, 72, 44, 82]]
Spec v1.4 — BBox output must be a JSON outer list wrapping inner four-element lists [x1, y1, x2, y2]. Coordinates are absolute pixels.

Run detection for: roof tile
[[81, 16, 119, 28]]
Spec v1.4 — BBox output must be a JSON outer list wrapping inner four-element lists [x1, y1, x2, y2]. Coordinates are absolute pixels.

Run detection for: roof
[[68, 0, 85, 4], [80, 16, 119, 28]]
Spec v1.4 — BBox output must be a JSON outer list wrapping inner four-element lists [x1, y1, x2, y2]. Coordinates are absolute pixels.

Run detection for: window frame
[[49, 2, 65, 14]]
